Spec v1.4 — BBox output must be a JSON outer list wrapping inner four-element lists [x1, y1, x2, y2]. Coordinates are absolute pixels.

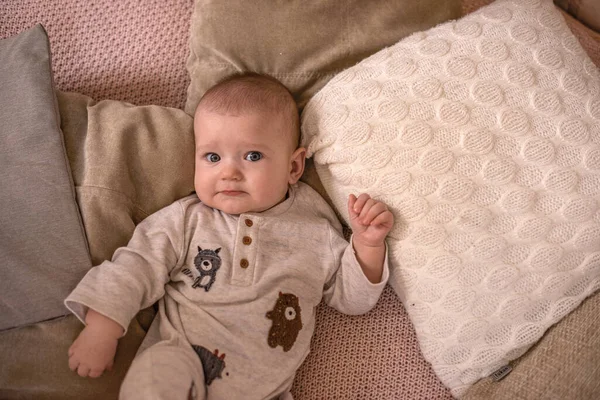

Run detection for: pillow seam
[[76, 184, 150, 219]]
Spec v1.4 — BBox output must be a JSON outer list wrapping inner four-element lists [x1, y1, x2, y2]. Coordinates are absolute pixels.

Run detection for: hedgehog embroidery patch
[[182, 246, 222, 292], [266, 292, 303, 352], [192, 345, 227, 385]]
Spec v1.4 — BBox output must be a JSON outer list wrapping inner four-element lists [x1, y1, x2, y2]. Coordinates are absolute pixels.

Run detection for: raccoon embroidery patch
[[182, 246, 222, 292], [266, 292, 303, 352], [192, 345, 227, 385]]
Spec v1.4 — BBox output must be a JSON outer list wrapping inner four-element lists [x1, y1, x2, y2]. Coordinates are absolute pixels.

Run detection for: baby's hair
[[196, 72, 300, 147]]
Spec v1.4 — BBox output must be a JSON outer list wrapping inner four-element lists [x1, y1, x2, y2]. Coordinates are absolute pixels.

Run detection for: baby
[[66, 73, 394, 400]]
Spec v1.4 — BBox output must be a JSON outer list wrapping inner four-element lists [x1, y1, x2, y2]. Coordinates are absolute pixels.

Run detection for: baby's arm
[[347, 194, 394, 283], [65, 199, 187, 377], [68, 309, 124, 378]]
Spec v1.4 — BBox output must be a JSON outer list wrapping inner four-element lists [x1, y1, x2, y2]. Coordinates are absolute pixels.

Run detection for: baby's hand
[[347, 194, 394, 247], [68, 311, 122, 378]]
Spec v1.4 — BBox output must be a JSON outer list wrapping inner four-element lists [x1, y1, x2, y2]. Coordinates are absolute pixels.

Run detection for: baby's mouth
[[220, 190, 245, 196]]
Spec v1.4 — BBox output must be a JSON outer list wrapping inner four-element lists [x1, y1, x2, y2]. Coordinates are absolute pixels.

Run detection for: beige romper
[[66, 182, 389, 400]]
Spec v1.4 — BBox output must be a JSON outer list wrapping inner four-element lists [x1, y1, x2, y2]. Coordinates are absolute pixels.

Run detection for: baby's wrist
[[85, 309, 124, 338], [352, 236, 386, 250], [353, 242, 385, 260], [351, 238, 386, 284]]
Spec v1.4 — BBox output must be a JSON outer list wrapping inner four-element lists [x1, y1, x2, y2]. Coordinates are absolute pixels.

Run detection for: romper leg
[[119, 343, 207, 400]]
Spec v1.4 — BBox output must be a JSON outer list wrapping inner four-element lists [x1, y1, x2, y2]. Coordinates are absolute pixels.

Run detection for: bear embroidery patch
[[266, 292, 303, 352], [192, 345, 227, 385], [182, 247, 222, 292]]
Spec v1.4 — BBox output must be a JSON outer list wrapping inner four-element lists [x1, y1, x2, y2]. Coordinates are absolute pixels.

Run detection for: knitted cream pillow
[[301, 0, 600, 396]]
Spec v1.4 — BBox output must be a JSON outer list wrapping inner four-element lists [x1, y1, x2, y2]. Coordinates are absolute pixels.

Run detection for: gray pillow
[[0, 24, 92, 331]]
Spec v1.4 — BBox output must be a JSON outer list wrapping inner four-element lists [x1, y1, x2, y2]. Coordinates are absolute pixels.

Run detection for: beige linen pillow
[[57, 91, 196, 265], [184, 0, 462, 115], [301, 0, 600, 396]]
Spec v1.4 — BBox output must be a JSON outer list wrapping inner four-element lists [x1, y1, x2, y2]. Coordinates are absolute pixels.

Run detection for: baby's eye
[[245, 151, 263, 162], [205, 153, 220, 163]]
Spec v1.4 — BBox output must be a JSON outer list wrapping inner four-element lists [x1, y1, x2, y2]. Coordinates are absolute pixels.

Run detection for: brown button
[[242, 236, 252, 245], [240, 258, 249, 268], [245, 219, 253, 227]]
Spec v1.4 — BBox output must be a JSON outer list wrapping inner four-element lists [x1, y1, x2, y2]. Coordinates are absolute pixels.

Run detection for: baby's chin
[[200, 197, 277, 215]]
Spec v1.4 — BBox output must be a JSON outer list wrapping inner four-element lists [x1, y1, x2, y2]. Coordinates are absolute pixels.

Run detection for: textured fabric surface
[[293, 286, 453, 399], [0, 25, 92, 331], [301, 0, 600, 396], [0, 0, 193, 110], [184, 0, 462, 115], [466, 1, 600, 68], [458, 5, 600, 399]]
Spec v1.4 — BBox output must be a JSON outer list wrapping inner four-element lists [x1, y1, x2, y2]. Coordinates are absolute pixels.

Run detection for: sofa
[[1, 0, 599, 399]]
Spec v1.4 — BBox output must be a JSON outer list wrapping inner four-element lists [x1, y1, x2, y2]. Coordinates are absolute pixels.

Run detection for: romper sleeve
[[64, 200, 185, 334], [322, 223, 390, 315]]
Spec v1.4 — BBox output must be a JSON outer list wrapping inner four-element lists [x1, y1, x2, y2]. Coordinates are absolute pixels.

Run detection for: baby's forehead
[[194, 109, 297, 146], [195, 105, 280, 121]]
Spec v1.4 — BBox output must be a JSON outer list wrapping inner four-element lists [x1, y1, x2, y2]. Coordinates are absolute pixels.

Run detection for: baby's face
[[193, 109, 304, 215]]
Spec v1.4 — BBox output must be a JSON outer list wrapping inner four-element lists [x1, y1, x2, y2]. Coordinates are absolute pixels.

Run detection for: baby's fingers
[[77, 364, 91, 378], [68, 353, 80, 372], [89, 367, 105, 378], [359, 201, 388, 225], [69, 352, 91, 377], [370, 209, 394, 228], [351, 194, 372, 215], [347, 194, 358, 218]]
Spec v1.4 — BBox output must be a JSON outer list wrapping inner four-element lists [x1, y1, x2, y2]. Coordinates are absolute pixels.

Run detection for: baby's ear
[[288, 147, 306, 184]]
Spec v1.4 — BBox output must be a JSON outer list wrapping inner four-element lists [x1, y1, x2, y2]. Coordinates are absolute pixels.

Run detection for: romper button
[[243, 236, 252, 245], [240, 259, 249, 268], [245, 219, 253, 227]]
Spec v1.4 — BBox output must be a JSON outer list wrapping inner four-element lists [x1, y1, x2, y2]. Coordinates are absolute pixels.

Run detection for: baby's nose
[[221, 162, 243, 180]]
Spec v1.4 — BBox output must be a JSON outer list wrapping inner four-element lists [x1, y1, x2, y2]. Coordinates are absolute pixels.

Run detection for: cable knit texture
[[302, 0, 600, 396]]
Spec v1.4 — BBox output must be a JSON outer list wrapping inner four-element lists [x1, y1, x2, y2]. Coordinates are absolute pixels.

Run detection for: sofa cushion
[[301, 0, 600, 395], [184, 0, 462, 115], [0, 312, 151, 400], [555, 0, 600, 32], [0, 24, 92, 331], [559, 7, 600, 68]]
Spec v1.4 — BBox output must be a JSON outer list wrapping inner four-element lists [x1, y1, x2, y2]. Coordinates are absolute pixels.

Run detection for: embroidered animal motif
[[192, 345, 227, 385], [182, 246, 222, 292], [266, 292, 303, 352]]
